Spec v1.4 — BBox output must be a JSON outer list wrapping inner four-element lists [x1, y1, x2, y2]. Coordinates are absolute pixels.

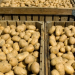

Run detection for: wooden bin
[[0, 20, 45, 75], [45, 21, 75, 75]]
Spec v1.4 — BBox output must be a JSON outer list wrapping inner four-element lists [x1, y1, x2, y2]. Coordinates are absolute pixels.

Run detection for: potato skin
[[0, 72, 4, 75], [14, 66, 27, 75], [25, 54, 35, 64], [5, 71, 14, 75], [0, 61, 11, 73], [55, 63, 65, 75], [31, 62, 40, 74], [51, 69, 60, 75]]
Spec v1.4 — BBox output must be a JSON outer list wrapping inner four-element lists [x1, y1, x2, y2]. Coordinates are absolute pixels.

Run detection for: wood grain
[[0, 7, 73, 15]]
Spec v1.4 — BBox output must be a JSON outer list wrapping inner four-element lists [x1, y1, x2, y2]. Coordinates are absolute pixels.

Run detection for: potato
[[26, 25, 36, 30], [26, 30, 35, 34], [5, 71, 14, 75], [16, 52, 29, 62], [56, 36, 60, 40], [31, 38, 38, 45], [7, 53, 15, 61], [3, 26, 10, 34], [0, 39, 5, 47], [51, 69, 60, 75], [13, 43, 19, 51], [63, 58, 68, 64], [55, 26, 63, 36], [49, 26, 55, 34], [64, 38, 69, 46], [10, 25, 16, 29], [34, 43, 40, 50], [72, 48, 75, 53], [23, 44, 34, 52], [65, 46, 71, 52], [2, 44, 13, 54], [12, 36, 20, 42], [67, 60, 74, 65], [50, 53, 56, 59], [1, 34, 10, 40], [25, 54, 35, 64], [59, 34, 67, 42], [19, 39, 28, 48], [19, 32, 25, 38], [18, 62, 26, 68], [6, 38, 13, 46], [28, 38, 32, 44], [51, 57, 63, 66], [10, 29, 17, 36], [31, 62, 39, 74], [28, 63, 33, 71], [17, 24, 26, 32], [14, 66, 27, 75], [49, 34, 57, 46], [55, 63, 65, 75], [33, 51, 39, 58], [71, 62, 75, 69], [69, 37, 75, 45], [32, 32, 40, 39], [60, 47, 65, 53], [50, 46, 59, 54], [9, 57, 18, 66], [11, 50, 18, 57], [24, 34, 30, 41], [57, 52, 63, 57], [0, 61, 11, 73], [0, 52, 6, 61], [62, 53, 74, 60], [64, 63, 74, 74], [0, 72, 4, 75]]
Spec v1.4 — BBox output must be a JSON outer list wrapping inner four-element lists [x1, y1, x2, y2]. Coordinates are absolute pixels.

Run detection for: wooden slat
[[20, 15, 26, 21], [69, 16, 74, 21], [61, 16, 68, 21], [27, 15, 31, 21], [33, 16, 38, 21], [13, 15, 19, 20], [0, 7, 73, 15], [0, 15, 2, 20], [53, 16, 59, 21], [45, 16, 52, 21], [4, 15, 11, 20], [40, 16, 44, 21]]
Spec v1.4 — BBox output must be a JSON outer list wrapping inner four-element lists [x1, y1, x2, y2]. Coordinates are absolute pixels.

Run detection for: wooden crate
[[45, 21, 75, 75], [0, 15, 74, 22], [0, 20, 45, 75]]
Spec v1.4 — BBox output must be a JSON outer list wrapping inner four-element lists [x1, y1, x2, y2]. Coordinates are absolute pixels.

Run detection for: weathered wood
[[33, 15, 38, 21], [27, 15, 32, 21], [45, 16, 52, 21], [20, 15, 26, 21], [4, 15, 11, 20], [69, 16, 74, 21], [61, 16, 68, 21], [53, 16, 59, 21], [40, 16, 44, 21], [13, 15, 19, 20], [0, 7, 73, 15]]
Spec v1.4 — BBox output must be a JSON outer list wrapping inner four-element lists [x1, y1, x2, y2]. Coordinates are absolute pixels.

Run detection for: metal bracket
[[72, 10, 75, 16]]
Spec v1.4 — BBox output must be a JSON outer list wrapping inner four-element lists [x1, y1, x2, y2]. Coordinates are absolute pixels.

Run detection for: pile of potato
[[0, 0, 72, 8], [49, 25, 75, 75], [0, 23, 40, 75]]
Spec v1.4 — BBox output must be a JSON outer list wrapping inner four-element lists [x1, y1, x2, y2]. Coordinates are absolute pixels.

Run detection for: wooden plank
[[61, 16, 68, 21], [4, 15, 11, 20], [53, 16, 59, 21], [45, 16, 52, 22], [27, 15, 31, 21], [20, 15, 26, 21], [69, 16, 74, 21], [13, 15, 19, 20], [33, 16, 38, 21], [40, 16, 44, 21], [0, 15, 2, 20], [0, 7, 72, 15]]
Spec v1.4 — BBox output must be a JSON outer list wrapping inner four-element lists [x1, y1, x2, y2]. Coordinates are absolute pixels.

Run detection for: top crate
[[0, 0, 75, 15]]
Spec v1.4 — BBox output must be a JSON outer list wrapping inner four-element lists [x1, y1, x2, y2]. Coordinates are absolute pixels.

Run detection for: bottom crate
[[0, 21, 44, 75], [45, 21, 75, 75]]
